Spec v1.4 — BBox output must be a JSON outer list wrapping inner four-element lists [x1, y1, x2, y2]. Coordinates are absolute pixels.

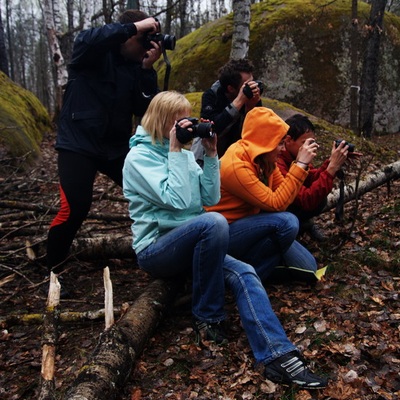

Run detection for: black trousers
[[46, 150, 126, 271]]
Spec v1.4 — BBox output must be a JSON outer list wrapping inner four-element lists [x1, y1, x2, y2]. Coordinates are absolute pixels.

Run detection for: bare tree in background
[[350, 0, 359, 132], [230, 0, 250, 59], [42, 0, 68, 113], [359, 0, 387, 138], [0, 6, 9, 76]]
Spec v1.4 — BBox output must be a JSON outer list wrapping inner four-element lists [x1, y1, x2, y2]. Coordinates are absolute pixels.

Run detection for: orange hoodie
[[207, 107, 309, 223]]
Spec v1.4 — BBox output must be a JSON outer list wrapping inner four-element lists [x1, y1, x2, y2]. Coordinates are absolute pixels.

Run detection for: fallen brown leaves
[[1, 132, 400, 399]]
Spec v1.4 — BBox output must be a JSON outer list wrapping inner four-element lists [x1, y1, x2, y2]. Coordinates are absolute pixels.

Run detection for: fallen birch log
[[324, 160, 400, 211], [64, 278, 180, 400]]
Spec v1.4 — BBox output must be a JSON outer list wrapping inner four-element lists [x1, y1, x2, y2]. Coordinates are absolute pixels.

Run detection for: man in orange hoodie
[[208, 107, 323, 282]]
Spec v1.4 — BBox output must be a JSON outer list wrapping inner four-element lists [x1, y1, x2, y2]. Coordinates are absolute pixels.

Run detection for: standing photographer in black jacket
[[46, 10, 162, 284]]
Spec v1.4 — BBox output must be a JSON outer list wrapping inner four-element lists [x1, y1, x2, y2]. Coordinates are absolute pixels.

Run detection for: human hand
[[296, 138, 319, 166], [201, 120, 217, 158], [327, 140, 349, 175], [134, 17, 160, 34], [142, 40, 162, 68], [169, 123, 185, 152]]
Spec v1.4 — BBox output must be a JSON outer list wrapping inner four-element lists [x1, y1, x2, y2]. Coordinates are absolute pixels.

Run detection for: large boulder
[[0, 71, 51, 174], [162, 0, 400, 133]]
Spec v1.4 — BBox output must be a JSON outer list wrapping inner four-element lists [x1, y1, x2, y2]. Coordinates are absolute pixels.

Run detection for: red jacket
[[277, 149, 334, 212]]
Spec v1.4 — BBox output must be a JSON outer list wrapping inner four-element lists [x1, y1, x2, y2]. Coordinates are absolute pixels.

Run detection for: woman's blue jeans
[[228, 212, 317, 280], [136, 212, 227, 323], [223, 256, 296, 364]]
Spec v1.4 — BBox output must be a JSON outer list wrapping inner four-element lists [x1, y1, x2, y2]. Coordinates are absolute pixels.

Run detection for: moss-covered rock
[[0, 71, 51, 174], [161, 0, 400, 133]]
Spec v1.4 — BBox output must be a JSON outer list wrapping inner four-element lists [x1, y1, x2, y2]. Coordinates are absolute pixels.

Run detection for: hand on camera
[[297, 138, 319, 166]]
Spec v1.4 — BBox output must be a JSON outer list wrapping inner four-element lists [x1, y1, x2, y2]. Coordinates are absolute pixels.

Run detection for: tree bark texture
[[64, 278, 179, 400], [325, 160, 400, 211], [38, 273, 61, 400], [358, 0, 387, 138], [230, 0, 250, 60]]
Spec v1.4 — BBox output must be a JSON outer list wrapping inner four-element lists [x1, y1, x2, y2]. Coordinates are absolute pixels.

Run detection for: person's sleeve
[[71, 23, 136, 66], [124, 149, 192, 210], [199, 155, 220, 206], [134, 67, 160, 116], [292, 169, 335, 211], [200, 90, 241, 135], [224, 162, 308, 212]]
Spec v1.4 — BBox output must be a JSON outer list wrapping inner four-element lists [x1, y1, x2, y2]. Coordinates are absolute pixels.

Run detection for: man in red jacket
[[277, 114, 351, 241]]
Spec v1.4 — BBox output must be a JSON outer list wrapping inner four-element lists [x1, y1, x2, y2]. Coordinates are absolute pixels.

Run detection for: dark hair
[[285, 114, 315, 140], [118, 9, 149, 24], [218, 58, 254, 91]]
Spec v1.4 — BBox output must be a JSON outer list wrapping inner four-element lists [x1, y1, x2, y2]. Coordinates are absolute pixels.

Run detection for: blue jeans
[[224, 256, 296, 364], [228, 212, 317, 280], [136, 212, 227, 323]]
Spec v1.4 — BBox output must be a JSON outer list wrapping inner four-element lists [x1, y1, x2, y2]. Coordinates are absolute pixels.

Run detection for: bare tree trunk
[[350, 0, 359, 132], [358, 0, 387, 138], [0, 7, 9, 76], [230, 0, 250, 60], [64, 278, 180, 400], [42, 0, 68, 113]]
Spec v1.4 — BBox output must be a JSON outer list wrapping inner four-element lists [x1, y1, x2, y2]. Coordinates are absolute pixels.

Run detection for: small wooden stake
[[103, 267, 114, 329]]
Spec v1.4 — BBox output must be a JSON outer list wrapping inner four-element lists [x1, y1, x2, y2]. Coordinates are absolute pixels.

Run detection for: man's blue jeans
[[224, 256, 296, 364], [136, 212, 227, 323], [228, 212, 317, 280]]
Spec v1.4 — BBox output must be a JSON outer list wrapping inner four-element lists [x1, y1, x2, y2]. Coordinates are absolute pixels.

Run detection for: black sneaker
[[193, 319, 228, 345], [264, 351, 328, 389]]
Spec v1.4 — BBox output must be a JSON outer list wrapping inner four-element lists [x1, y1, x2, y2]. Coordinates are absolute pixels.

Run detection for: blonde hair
[[141, 91, 191, 144]]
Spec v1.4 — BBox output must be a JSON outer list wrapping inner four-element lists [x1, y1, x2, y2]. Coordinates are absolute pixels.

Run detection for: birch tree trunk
[[42, 0, 68, 112], [230, 0, 250, 60]]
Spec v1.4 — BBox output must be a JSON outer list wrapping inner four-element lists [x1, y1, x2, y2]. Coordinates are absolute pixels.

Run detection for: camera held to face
[[243, 80, 264, 99], [143, 30, 176, 51], [175, 117, 215, 144], [335, 139, 355, 152]]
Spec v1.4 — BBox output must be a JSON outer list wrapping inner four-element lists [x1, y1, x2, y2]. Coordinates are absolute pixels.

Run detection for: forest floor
[[0, 131, 399, 400]]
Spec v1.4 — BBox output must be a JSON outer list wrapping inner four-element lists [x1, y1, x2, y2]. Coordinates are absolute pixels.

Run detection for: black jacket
[[56, 22, 159, 160], [200, 81, 262, 157]]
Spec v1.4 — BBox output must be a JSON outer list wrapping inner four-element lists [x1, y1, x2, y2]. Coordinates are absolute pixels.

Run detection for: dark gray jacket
[[56, 22, 158, 160]]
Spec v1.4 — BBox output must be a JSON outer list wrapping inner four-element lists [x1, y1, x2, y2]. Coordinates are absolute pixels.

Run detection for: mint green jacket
[[122, 126, 220, 253]]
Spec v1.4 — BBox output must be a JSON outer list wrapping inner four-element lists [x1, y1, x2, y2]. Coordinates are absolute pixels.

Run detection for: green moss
[[0, 71, 51, 172], [161, 0, 400, 134]]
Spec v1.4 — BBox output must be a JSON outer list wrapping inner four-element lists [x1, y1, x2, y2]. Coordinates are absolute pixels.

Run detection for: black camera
[[335, 139, 355, 152], [243, 80, 264, 99], [175, 117, 215, 144], [143, 32, 176, 51]]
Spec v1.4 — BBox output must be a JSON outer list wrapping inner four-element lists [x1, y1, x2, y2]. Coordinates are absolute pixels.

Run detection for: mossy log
[[64, 278, 179, 400]]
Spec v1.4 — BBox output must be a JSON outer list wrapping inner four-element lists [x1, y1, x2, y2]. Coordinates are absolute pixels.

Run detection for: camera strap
[[162, 47, 171, 91], [335, 169, 345, 221]]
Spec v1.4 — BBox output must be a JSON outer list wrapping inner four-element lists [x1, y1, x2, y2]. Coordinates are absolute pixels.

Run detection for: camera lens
[[163, 34, 176, 50]]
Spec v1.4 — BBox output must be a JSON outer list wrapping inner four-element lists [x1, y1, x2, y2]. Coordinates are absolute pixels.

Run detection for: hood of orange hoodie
[[240, 107, 289, 163]]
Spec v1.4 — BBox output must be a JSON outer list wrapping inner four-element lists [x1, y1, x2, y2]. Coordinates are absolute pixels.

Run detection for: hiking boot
[[193, 319, 228, 345], [308, 223, 328, 242], [264, 351, 328, 389]]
